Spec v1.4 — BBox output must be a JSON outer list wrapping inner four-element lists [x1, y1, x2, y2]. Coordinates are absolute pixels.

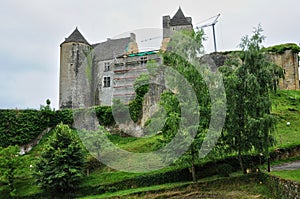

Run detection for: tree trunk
[[267, 158, 270, 172], [191, 163, 197, 182], [191, 147, 197, 182], [238, 151, 246, 174]]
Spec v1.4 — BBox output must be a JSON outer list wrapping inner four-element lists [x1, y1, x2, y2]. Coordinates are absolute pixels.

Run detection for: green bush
[[217, 164, 233, 177], [94, 106, 114, 126]]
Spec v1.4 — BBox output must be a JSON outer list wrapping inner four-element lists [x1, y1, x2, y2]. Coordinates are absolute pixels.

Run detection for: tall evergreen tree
[[35, 124, 84, 194]]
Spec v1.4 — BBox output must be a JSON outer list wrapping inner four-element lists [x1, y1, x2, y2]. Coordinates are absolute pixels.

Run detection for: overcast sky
[[0, 0, 299, 109]]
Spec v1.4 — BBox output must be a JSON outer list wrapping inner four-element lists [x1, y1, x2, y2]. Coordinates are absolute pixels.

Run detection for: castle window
[[103, 77, 111, 88], [104, 62, 110, 72], [140, 56, 148, 66]]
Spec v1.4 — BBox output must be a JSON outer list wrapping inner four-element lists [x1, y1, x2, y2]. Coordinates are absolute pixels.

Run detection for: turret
[[161, 7, 193, 51], [59, 27, 92, 109], [162, 7, 193, 39]]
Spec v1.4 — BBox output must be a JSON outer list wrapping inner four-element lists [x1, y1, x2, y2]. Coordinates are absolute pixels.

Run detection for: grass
[[79, 182, 191, 199], [107, 134, 163, 153], [79, 173, 273, 199], [271, 90, 300, 148], [3, 89, 300, 198], [271, 169, 300, 182]]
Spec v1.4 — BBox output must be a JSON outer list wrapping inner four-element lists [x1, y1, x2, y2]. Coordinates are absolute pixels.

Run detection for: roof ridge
[[61, 27, 90, 45], [170, 7, 192, 26]]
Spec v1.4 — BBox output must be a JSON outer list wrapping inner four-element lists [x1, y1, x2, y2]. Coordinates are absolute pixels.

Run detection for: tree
[[35, 123, 84, 194], [155, 29, 216, 182], [40, 99, 56, 127], [219, 26, 284, 173], [78, 126, 111, 175], [0, 145, 22, 196]]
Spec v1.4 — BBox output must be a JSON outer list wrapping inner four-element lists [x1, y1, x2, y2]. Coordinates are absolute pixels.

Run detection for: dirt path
[[271, 160, 300, 171]]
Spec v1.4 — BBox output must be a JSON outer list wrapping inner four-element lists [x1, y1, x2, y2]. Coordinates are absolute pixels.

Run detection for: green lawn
[[79, 173, 273, 199], [271, 169, 300, 182], [271, 90, 300, 148]]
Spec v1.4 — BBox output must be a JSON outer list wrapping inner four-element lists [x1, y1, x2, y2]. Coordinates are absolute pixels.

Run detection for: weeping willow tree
[[219, 26, 284, 173]]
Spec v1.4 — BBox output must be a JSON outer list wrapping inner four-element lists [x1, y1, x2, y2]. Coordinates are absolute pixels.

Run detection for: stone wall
[[263, 173, 300, 199], [269, 50, 299, 90], [207, 49, 299, 90]]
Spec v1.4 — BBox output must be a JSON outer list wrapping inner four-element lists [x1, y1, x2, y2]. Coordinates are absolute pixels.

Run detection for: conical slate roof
[[170, 7, 191, 26], [61, 27, 90, 45]]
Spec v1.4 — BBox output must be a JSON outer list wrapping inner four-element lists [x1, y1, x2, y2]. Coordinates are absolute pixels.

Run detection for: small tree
[[35, 124, 84, 194], [0, 145, 22, 196], [40, 99, 56, 127]]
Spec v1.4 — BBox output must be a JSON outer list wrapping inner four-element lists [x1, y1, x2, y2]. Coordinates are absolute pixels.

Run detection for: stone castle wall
[[269, 50, 299, 90], [206, 49, 299, 91]]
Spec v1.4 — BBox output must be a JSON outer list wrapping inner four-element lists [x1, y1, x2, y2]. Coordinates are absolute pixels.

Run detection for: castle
[[59, 7, 193, 109], [59, 8, 299, 109]]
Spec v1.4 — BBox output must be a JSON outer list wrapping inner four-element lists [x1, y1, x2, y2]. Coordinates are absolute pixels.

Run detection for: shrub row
[[0, 109, 73, 148], [0, 106, 115, 148], [77, 154, 260, 197]]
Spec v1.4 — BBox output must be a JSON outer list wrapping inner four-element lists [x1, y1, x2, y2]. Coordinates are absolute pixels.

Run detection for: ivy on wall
[[129, 74, 149, 123], [0, 108, 74, 148], [0, 105, 116, 148]]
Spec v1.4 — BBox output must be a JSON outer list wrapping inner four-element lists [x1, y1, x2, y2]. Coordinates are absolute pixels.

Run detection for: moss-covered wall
[[206, 43, 300, 90]]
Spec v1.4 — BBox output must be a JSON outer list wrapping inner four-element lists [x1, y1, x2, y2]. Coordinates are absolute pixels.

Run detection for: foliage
[[0, 100, 74, 147], [0, 109, 48, 148], [78, 126, 111, 161], [217, 163, 233, 177], [0, 101, 116, 148], [263, 43, 300, 54], [167, 29, 205, 58], [0, 145, 22, 196], [112, 98, 130, 124], [218, 25, 284, 173], [35, 123, 84, 194], [128, 73, 150, 123], [156, 29, 212, 182], [94, 106, 114, 126]]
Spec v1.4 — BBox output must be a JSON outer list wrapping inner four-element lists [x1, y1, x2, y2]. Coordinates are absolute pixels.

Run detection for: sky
[[0, 0, 299, 109]]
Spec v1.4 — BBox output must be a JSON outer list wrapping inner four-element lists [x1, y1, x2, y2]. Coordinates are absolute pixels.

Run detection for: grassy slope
[[4, 90, 300, 198], [79, 173, 273, 199], [80, 90, 300, 198], [271, 170, 300, 182], [271, 90, 300, 148]]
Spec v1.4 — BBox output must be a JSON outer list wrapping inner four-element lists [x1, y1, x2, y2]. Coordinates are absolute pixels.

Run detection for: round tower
[[59, 27, 92, 109]]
